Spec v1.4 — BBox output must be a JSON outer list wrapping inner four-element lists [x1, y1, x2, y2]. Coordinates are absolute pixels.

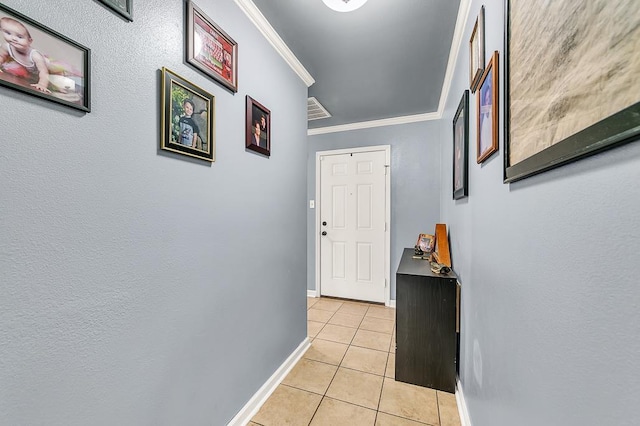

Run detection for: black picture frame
[[97, 0, 133, 22], [504, 0, 640, 183], [160, 67, 215, 162], [245, 95, 271, 157], [0, 4, 91, 112], [453, 90, 469, 199], [186, 1, 238, 93]]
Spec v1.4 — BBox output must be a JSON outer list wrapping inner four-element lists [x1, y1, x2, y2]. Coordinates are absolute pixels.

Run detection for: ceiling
[[250, 0, 461, 130]]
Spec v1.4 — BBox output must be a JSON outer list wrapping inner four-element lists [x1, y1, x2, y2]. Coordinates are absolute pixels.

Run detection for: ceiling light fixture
[[322, 0, 368, 13]]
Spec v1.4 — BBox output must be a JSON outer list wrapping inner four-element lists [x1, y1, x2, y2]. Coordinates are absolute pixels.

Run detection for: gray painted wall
[[307, 122, 442, 300], [0, 1, 308, 424], [441, 1, 640, 425]]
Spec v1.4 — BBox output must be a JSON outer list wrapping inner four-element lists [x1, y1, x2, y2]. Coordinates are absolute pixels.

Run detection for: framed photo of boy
[[477, 51, 499, 163], [453, 90, 469, 200], [160, 67, 215, 162], [97, 0, 133, 21], [246, 95, 271, 157], [469, 5, 485, 93], [186, 1, 238, 93], [0, 4, 91, 112]]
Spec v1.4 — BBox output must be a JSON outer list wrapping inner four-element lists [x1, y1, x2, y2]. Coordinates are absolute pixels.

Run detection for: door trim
[[315, 145, 391, 306]]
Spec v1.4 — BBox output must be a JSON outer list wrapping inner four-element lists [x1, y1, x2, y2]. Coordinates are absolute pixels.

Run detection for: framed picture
[[504, 0, 640, 182], [246, 95, 271, 157], [97, 0, 133, 21], [416, 233, 435, 253], [0, 4, 91, 112], [477, 51, 499, 163], [186, 1, 238, 93], [453, 90, 469, 200], [160, 67, 215, 162], [469, 5, 485, 93]]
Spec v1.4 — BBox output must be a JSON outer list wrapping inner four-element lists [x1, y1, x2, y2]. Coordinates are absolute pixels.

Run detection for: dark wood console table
[[395, 248, 459, 393]]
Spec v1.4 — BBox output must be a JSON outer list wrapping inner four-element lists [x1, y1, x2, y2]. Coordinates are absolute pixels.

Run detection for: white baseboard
[[228, 338, 311, 426], [307, 289, 318, 298], [456, 379, 472, 426], [387, 299, 396, 308]]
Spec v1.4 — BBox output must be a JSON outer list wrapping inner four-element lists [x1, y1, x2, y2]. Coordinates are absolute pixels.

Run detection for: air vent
[[307, 97, 331, 121]]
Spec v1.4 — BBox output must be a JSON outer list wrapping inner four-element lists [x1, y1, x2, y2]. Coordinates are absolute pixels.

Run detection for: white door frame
[[315, 145, 391, 306]]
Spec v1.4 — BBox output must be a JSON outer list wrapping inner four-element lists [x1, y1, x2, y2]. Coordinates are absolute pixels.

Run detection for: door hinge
[[384, 279, 388, 288], [384, 165, 390, 175]]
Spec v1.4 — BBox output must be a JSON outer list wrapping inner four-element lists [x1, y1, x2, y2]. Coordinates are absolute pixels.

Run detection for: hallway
[[250, 297, 461, 425]]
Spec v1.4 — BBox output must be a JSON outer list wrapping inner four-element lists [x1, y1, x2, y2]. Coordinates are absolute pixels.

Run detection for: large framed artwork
[[160, 67, 215, 162], [504, 0, 640, 182], [477, 51, 499, 163], [186, 1, 238, 93], [469, 5, 485, 93], [453, 90, 469, 200], [97, 0, 133, 21], [0, 4, 91, 112], [245, 95, 271, 157]]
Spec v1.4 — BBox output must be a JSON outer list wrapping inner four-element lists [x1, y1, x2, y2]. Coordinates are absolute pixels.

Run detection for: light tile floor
[[251, 297, 462, 426]]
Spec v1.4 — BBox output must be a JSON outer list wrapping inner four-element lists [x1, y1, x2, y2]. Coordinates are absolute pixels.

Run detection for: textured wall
[[307, 122, 442, 301], [0, 0, 308, 424], [441, 1, 640, 425]]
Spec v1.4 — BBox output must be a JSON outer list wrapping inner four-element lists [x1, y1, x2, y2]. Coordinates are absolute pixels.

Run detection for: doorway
[[315, 145, 390, 305]]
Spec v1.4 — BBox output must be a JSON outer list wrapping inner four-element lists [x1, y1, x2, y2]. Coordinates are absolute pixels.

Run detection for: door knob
[[322, 231, 327, 236]]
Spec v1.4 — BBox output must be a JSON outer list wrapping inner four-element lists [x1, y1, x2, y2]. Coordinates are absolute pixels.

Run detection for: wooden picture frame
[[0, 4, 91, 112], [160, 67, 215, 162], [469, 5, 485, 93], [453, 90, 469, 200], [186, 1, 238, 93], [433, 223, 451, 267], [477, 51, 499, 163], [97, 0, 133, 21], [416, 234, 435, 253], [504, 0, 640, 182], [245, 95, 271, 157]]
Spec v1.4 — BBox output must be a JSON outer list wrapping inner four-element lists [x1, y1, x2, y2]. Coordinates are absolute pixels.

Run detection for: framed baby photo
[[245, 95, 271, 157], [453, 90, 469, 200], [477, 51, 499, 163], [161, 67, 215, 162], [97, 0, 133, 21], [186, 1, 238, 93], [469, 5, 485, 93], [0, 4, 91, 112]]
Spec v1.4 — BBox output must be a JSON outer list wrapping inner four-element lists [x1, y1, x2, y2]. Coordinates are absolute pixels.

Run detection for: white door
[[319, 150, 387, 303]]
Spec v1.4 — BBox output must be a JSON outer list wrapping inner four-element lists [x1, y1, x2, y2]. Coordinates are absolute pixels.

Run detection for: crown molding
[[437, 0, 473, 115], [307, 112, 441, 136], [234, 0, 315, 87]]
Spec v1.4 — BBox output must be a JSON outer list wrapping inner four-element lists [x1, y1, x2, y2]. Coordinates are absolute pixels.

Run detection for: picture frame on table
[[453, 90, 469, 200], [160, 67, 215, 162], [0, 3, 91, 112], [504, 0, 640, 182], [97, 0, 133, 21], [186, 1, 238, 93], [416, 234, 435, 253], [469, 5, 485, 93], [477, 51, 499, 163], [246, 95, 271, 157]]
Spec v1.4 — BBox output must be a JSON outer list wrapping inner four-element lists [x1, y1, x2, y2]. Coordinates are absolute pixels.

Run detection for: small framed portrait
[[160, 67, 215, 162], [97, 0, 133, 21], [186, 1, 238, 93], [469, 5, 485, 93], [453, 90, 469, 200], [477, 51, 499, 163], [0, 4, 91, 112], [246, 95, 271, 157], [416, 233, 435, 253]]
